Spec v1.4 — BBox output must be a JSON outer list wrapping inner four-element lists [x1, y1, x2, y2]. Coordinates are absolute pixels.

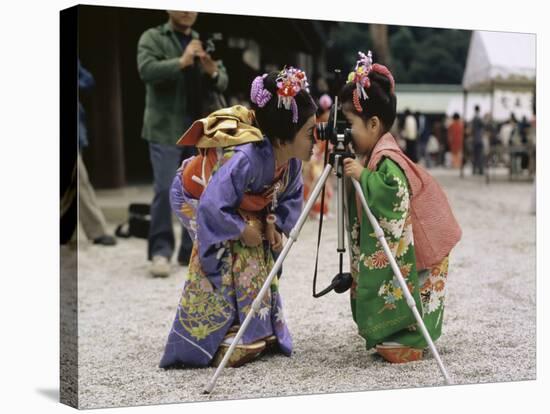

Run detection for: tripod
[[203, 133, 452, 394]]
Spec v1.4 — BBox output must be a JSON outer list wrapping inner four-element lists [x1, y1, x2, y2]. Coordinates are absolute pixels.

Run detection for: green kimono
[[348, 157, 449, 350]]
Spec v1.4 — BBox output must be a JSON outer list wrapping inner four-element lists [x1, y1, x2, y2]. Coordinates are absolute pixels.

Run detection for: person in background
[[498, 113, 518, 167], [390, 117, 405, 151], [471, 105, 485, 175], [447, 113, 464, 169], [303, 93, 333, 218], [519, 115, 530, 144], [78, 60, 117, 247], [137, 10, 228, 277], [528, 114, 536, 215], [401, 109, 418, 162], [431, 116, 447, 167], [518, 115, 531, 170], [416, 111, 430, 166]]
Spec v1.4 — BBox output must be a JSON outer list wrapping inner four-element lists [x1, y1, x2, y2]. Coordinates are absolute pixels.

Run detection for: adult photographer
[[137, 10, 228, 277]]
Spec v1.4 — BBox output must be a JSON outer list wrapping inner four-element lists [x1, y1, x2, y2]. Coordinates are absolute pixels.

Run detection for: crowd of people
[[387, 106, 536, 177]]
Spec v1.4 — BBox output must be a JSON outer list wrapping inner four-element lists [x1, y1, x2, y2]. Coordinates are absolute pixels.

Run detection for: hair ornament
[[250, 74, 273, 108], [275, 66, 310, 123]]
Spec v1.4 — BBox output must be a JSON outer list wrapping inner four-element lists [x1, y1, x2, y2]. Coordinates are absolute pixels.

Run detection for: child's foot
[[376, 342, 424, 363]]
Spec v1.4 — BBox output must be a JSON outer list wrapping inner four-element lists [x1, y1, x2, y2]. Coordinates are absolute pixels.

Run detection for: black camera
[[315, 104, 353, 148], [200, 32, 223, 60]]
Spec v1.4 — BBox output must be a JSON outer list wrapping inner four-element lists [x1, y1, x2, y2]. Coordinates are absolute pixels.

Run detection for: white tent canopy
[[462, 31, 536, 91]]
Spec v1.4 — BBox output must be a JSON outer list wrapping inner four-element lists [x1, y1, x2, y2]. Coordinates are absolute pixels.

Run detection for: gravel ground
[[70, 168, 536, 409]]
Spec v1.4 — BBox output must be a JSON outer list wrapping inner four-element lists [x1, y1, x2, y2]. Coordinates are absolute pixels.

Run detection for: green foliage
[[328, 24, 471, 84], [326, 23, 371, 73]]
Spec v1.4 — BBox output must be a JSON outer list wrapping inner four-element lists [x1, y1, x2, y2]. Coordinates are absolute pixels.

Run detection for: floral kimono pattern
[[160, 139, 302, 368], [348, 157, 448, 350]]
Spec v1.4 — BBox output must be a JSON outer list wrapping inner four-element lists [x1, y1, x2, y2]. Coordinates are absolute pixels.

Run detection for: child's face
[[343, 103, 382, 155], [288, 115, 317, 161]]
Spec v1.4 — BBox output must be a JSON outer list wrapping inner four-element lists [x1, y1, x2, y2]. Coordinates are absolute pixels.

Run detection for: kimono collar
[[262, 136, 277, 179], [262, 137, 290, 180], [367, 132, 401, 167]]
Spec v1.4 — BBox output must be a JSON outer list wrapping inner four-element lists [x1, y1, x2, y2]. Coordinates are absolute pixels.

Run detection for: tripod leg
[[350, 178, 453, 385], [342, 177, 354, 270], [203, 164, 334, 394]]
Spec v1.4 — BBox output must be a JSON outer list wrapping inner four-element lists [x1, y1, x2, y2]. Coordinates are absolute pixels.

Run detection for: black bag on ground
[[115, 203, 150, 239]]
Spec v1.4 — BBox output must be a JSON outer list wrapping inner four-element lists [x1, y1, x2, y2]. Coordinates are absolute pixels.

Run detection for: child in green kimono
[[341, 52, 462, 363]]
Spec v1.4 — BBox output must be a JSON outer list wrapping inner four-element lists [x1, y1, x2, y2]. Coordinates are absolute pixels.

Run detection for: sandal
[[224, 325, 278, 350], [376, 343, 424, 363], [211, 328, 266, 368], [264, 334, 278, 352]]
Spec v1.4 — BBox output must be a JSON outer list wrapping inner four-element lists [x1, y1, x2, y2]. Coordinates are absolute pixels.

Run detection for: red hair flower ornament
[[276, 67, 310, 123], [347, 51, 395, 113]]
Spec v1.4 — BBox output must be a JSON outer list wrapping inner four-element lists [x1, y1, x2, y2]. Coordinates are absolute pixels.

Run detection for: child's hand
[[265, 222, 284, 252], [240, 224, 263, 247], [343, 158, 364, 181]]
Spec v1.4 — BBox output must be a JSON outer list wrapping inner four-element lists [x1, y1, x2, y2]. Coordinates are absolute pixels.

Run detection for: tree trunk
[[369, 24, 391, 67]]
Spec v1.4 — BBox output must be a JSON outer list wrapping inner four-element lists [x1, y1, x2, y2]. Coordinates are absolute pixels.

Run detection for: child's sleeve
[[358, 158, 411, 253], [273, 159, 304, 236], [196, 152, 251, 283]]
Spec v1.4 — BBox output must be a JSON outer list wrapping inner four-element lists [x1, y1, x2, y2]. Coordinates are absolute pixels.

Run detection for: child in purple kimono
[[160, 67, 317, 368]]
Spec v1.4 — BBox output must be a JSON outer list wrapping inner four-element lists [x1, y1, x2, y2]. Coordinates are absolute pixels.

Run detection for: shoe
[[224, 325, 278, 351], [211, 328, 266, 368], [150, 255, 170, 278], [225, 325, 278, 350], [264, 335, 278, 352], [376, 343, 424, 363], [92, 235, 117, 246]]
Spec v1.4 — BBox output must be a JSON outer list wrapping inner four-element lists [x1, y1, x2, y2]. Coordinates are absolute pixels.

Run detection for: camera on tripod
[[310, 80, 357, 298], [200, 32, 223, 60], [314, 78, 354, 149]]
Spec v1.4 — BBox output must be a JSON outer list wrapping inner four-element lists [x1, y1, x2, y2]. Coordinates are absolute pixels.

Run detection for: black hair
[[452, 113, 460, 120], [339, 69, 397, 132], [250, 71, 317, 145]]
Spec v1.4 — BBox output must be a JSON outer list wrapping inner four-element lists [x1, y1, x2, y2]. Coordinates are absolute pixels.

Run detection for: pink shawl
[[365, 133, 462, 270]]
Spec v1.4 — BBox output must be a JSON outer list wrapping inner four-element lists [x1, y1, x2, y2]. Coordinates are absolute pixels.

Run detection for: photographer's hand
[[343, 158, 364, 181], [179, 39, 205, 69], [265, 223, 283, 253], [240, 224, 263, 248], [199, 53, 219, 77]]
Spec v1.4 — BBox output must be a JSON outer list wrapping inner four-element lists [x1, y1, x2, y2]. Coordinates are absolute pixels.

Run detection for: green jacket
[[137, 22, 229, 145]]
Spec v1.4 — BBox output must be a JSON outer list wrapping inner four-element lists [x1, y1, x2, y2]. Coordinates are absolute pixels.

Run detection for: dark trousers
[[405, 139, 418, 163], [148, 142, 196, 262], [472, 143, 484, 175]]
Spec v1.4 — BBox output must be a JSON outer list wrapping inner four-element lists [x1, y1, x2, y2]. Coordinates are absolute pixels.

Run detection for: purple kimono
[[159, 138, 303, 367]]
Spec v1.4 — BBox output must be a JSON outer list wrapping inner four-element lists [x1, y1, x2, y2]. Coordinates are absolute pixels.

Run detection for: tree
[[326, 22, 371, 73], [389, 26, 416, 83], [326, 23, 471, 85], [369, 24, 391, 67]]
